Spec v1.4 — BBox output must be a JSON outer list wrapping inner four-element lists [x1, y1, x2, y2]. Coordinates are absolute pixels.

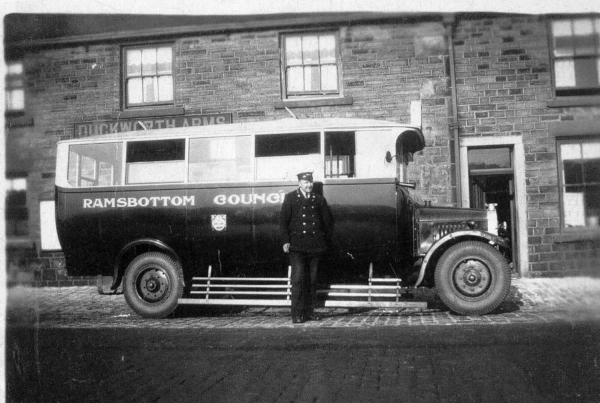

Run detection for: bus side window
[[255, 132, 321, 181], [325, 132, 355, 178], [68, 143, 123, 187], [188, 136, 252, 183], [126, 139, 185, 184]]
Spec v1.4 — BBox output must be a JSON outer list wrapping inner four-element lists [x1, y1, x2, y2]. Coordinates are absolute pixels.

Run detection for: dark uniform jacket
[[279, 189, 334, 254]]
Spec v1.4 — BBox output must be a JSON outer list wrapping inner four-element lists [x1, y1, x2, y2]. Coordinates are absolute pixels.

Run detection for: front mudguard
[[414, 230, 510, 287]]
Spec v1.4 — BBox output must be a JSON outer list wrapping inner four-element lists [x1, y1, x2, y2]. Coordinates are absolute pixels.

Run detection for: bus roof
[[58, 118, 423, 144]]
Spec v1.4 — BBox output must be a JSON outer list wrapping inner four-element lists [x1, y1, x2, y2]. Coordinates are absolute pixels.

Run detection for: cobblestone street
[[6, 276, 600, 403], [7, 277, 600, 328]]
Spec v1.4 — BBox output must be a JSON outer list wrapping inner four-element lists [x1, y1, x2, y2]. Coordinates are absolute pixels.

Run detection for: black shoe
[[292, 317, 304, 324]]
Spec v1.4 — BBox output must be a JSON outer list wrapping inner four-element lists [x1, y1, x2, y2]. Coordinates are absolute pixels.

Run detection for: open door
[[468, 146, 518, 273]]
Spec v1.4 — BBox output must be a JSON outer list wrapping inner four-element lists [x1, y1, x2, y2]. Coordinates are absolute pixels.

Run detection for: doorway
[[460, 137, 528, 276]]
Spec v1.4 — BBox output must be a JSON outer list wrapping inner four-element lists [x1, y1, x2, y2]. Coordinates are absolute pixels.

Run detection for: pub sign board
[[74, 113, 232, 137]]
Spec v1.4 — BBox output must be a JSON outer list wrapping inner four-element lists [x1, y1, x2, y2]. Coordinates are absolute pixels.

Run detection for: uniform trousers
[[288, 250, 320, 319]]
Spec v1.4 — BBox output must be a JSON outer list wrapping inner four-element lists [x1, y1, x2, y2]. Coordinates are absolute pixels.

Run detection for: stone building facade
[[4, 12, 600, 285]]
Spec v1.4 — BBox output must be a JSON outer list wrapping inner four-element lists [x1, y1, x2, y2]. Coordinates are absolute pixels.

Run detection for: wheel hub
[[454, 259, 491, 297], [137, 267, 170, 303]]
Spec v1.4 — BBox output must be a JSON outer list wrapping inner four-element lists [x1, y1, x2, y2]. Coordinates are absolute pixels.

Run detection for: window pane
[[98, 161, 114, 186], [596, 19, 600, 52], [127, 139, 185, 163], [6, 178, 27, 191], [255, 133, 320, 157], [285, 37, 302, 66], [81, 156, 96, 179], [573, 19, 596, 55], [468, 147, 512, 169], [287, 66, 304, 92], [553, 20, 574, 57], [553, 20, 573, 36], [302, 36, 319, 64], [127, 161, 184, 184], [321, 65, 338, 91], [583, 158, 600, 183], [189, 136, 252, 182], [564, 160, 584, 185], [582, 142, 600, 159], [304, 66, 320, 91], [7, 89, 24, 110], [156, 47, 172, 74], [563, 189, 586, 227], [574, 58, 600, 88], [126, 49, 142, 76], [319, 35, 336, 64], [561, 143, 581, 160], [7, 63, 23, 75], [141, 48, 157, 75], [158, 76, 173, 102], [584, 185, 600, 227], [554, 59, 576, 87], [143, 77, 157, 103], [68, 143, 123, 187], [127, 78, 143, 104]]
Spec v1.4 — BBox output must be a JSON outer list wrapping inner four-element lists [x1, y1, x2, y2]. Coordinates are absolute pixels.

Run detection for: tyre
[[434, 241, 511, 316], [123, 252, 183, 318]]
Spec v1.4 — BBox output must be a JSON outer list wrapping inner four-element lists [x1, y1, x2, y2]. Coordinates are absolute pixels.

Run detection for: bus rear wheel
[[123, 252, 183, 318], [434, 241, 511, 316]]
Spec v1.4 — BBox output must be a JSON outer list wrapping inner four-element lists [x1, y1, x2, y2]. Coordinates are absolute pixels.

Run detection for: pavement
[[5, 276, 600, 328]]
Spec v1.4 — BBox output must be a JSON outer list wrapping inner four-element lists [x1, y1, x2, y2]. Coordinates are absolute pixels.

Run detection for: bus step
[[184, 265, 427, 309]]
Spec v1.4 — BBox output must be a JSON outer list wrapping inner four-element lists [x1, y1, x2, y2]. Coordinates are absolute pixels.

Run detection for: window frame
[[5, 61, 25, 114], [122, 44, 175, 109], [125, 138, 186, 185], [280, 31, 343, 100], [556, 135, 600, 233], [5, 175, 29, 237], [547, 16, 600, 107]]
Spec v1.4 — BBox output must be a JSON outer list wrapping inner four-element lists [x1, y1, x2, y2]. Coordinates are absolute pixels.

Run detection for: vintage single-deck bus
[[55, 118, 511, 318]]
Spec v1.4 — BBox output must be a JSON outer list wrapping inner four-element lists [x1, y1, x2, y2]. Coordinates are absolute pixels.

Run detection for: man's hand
[[283, 243, 290, 253]]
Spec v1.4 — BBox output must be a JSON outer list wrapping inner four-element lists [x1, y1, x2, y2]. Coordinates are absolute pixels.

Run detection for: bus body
[[55, 118, 511, 318]]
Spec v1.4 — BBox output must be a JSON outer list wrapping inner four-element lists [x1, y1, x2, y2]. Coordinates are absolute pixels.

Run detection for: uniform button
[[303, 231, 306, 233], [303, 214, 305, 217], [303, 223, 306, 225]]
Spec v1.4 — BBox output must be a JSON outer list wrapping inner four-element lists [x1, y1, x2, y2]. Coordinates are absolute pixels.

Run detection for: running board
[[181, 264, 428, 310]]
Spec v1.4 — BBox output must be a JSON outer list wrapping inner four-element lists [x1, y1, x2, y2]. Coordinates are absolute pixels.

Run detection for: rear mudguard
[[111, 238, 183, 290]]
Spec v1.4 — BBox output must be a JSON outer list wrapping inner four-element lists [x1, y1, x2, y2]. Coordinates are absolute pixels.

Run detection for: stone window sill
[[274, 96, 353, 109], [547, 96, 600, 108], [554, 229, 600, 243]]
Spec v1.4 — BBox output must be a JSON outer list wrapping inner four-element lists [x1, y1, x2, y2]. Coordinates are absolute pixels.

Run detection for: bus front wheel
[[434, 241, 511, 316], [123, 252, 183, 319]]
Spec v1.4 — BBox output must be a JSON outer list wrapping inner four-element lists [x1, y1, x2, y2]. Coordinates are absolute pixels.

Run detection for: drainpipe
[[444, 14, 462, 207]]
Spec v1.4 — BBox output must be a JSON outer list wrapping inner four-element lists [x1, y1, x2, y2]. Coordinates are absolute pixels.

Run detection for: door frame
[[459, 136, 529, 276]]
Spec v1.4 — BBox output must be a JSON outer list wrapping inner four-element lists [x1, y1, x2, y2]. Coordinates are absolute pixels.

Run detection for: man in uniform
[[280, 172, 334, 324]]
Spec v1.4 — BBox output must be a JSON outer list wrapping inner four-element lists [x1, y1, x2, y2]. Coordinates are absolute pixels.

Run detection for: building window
[[558, 137, 600, 230], [124, 45, 173, 108], [550, 18, 600, 97], [281, 33, 340, 99], [5, 62, 24, 112], [6, 176, 28, 236]]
